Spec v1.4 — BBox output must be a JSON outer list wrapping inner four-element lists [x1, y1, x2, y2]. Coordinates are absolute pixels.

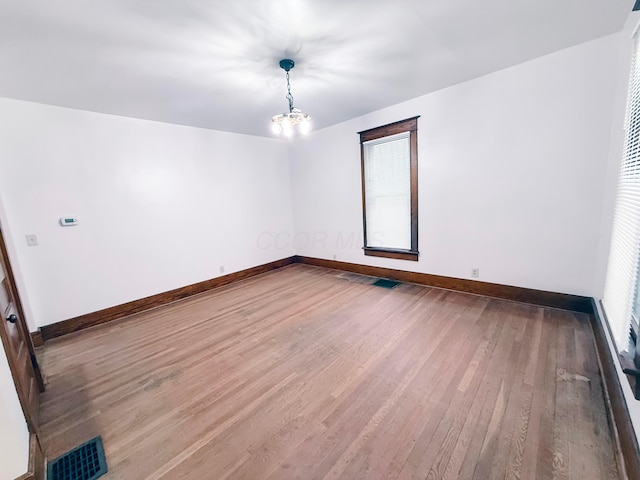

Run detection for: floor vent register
[[372, 278, 401, 289], [47, 436, 108, 480]]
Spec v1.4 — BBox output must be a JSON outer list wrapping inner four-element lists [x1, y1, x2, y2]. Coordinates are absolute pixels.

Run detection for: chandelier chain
[[285, 71, 294, 113]]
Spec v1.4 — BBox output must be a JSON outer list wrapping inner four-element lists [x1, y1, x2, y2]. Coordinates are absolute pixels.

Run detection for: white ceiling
[[0, 0, 633, 137]]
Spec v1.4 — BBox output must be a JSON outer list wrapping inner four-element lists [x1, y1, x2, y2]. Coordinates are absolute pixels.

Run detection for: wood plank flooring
[[37, 264, 620, 479]]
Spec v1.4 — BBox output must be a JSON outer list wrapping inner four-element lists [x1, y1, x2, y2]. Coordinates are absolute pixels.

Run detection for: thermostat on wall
[[59, 217, 78, 226]]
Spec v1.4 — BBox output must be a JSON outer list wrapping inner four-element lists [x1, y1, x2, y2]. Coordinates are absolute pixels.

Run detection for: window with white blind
[[603, 31, 640, 353], [359, 117, 419, 261]]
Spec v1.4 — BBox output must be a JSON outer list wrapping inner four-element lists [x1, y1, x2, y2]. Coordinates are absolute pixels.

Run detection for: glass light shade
[[299, 118, 311, 135], [271, 109, 312, 137]]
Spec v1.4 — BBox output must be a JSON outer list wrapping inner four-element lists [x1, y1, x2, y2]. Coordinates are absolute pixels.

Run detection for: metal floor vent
[[47, 436, 108, 480], [372, 278, 401, 289]]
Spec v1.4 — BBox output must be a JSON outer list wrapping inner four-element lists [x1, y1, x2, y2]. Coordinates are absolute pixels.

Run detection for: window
[[359, 117, 419, 261], [603, 32, 640, 354]]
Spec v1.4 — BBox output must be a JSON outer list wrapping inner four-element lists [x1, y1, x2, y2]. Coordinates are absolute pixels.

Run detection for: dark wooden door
[[0, 227, 44, 433]]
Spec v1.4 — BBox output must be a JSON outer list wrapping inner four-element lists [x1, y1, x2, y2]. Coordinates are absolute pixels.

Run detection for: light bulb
[[271, 122, 282, 134], [299, 118, 311, 135], [282, 118, 292, 137]]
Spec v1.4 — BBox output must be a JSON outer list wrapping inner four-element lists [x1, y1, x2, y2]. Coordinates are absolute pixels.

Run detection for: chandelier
[[271, 59, 311, 136]]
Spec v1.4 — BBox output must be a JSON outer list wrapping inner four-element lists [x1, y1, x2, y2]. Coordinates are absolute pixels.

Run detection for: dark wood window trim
[[594, 300, 640, 402], [618, 319, 640, 400], [363, 247, 418, 262], [359, 116, 419, 261]]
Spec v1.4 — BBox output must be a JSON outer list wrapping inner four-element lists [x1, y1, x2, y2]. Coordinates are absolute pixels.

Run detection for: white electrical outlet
[[25, 234, 38, 246], [333, 254, 337, 260], [219, 266, 225, 274], [471, 268, 479, 278]]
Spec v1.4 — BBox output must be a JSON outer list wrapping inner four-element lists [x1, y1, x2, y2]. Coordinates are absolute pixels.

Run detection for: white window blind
[[363, 131, 411, 250], [603, 32, 640, 353]]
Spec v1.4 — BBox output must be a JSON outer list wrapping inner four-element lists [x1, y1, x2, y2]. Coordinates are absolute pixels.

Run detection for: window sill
[[363, 247, 419, 261]]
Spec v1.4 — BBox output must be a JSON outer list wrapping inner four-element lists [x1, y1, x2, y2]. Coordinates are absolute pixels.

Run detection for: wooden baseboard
[[35, 255, 594, 343], [295, 256, 592, 313], [39, 256, 296, 341], [590, 299, 640, 480], [15, 434, 45, 480], [30, 331, 43, 347]]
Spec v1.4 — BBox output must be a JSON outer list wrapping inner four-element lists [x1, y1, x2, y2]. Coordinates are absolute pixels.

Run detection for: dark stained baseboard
[[39, 256, 296, 341], [15, 434, 45, 480], [295, 256, 592, 313], [38, 255, 595, 343], [590, 299, 640, 480], [30, 331, 44, 347]]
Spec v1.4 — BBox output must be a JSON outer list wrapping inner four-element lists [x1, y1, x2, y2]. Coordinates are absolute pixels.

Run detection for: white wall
[[0, 342, 29, 479], [0, 98, 295, 327], [288, 33, 620, 297]]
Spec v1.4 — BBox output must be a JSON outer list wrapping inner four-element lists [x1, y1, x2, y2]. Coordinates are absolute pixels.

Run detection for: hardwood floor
[[37, 264, 620, 479]]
